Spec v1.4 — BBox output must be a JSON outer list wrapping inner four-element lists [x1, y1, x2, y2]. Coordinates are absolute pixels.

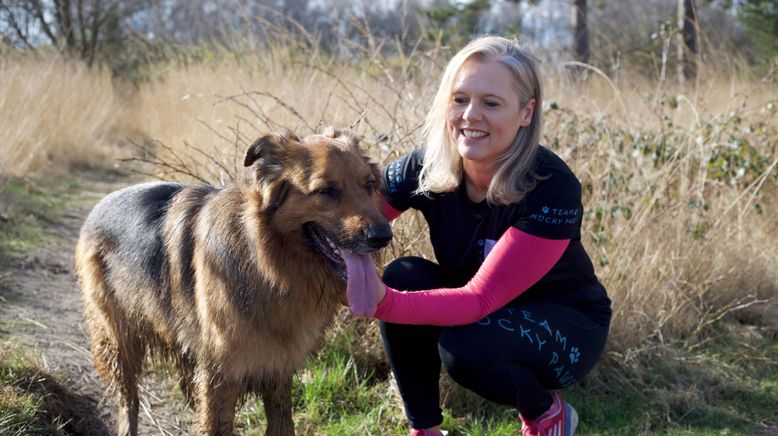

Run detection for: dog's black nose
[[366, 224, 393, 249]]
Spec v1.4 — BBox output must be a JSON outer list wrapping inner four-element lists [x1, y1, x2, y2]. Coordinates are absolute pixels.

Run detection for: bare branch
[[30, 0, 58, 45], [0, 3, 36, 50]]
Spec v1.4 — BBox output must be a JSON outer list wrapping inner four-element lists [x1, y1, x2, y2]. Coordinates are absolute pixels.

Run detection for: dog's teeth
[[325, 236, 340, 254]]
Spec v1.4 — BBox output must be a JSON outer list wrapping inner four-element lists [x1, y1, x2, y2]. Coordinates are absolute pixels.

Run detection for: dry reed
[[126, 47, 778, 380], [2, 40, 776, 393], [0, 56, 134, 178]]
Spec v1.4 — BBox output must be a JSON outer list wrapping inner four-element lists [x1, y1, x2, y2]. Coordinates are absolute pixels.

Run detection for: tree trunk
[[573, 0, 589, 65], [677, 0, 698, 83]]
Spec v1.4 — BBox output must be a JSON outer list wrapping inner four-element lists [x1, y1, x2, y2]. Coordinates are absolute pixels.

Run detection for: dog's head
[[243, 128, 392, 278]]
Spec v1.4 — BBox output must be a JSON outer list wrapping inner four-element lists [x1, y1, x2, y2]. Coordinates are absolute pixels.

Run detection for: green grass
[[1, 173, 775, 434], [230, 313, 777, 435], [0, 339, 111, 435], [0, 180, 62, 434], [0, 178, 70, 258], [0, 345, 68, 436]]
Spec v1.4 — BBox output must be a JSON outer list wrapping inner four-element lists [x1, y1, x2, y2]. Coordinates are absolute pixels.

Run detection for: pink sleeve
[[374, 227, 569, 325], [378, 191, 403, 221]]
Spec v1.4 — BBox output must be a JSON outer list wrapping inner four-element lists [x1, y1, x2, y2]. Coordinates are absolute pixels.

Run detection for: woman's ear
[[520, 98, 536, 127]]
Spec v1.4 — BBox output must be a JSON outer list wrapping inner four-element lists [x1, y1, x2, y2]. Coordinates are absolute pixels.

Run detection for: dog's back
[[77, 181, 216, 344], [79, 182, 183, 304]]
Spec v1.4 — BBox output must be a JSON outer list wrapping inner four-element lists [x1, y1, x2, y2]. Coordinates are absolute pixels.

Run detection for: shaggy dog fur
[[75, 129, 392, 435]]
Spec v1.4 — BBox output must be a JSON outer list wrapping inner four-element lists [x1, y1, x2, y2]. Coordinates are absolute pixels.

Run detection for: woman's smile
[[447, 59, 533, 168]]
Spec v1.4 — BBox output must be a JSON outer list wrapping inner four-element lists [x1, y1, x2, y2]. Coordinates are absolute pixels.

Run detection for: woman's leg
[[379, 256, 455, 430], [438, 302, 609, 419]]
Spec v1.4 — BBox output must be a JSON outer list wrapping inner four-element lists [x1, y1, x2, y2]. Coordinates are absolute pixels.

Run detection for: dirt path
[[0, 171, 192, 435]]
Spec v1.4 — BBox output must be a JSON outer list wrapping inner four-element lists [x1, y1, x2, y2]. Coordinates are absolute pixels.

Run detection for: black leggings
[[379, 256, 610, 429]]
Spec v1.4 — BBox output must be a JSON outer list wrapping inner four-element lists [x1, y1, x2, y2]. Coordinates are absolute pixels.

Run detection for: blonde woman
[[342, 35, 611, 436]]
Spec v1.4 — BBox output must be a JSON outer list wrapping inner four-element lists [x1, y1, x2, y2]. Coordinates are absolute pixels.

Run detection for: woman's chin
[[457, 143, 487, 162]]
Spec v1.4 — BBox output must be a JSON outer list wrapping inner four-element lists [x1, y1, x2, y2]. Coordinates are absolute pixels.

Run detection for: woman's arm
[[373, 227, 569, 325], [378, 192, 403, 221]]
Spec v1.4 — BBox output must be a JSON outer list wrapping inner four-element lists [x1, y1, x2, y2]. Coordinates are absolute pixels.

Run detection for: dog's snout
[[366, 223, 393, 249]]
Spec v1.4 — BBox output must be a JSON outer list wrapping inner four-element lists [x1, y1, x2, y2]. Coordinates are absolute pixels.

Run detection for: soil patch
[[0, 170, 191, 435]]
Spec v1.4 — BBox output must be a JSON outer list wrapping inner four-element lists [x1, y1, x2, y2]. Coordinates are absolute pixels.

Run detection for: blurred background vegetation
[[1, 0, 776, 434], [0, 0, 777, 82]]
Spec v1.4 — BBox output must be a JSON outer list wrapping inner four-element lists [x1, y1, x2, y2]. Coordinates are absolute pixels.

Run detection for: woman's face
[[447, 59, 534, 169]]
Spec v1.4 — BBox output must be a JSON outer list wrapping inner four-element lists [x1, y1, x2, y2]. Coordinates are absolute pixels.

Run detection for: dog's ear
[[244, 131, 301, 215], [244, 130, 300, 168]]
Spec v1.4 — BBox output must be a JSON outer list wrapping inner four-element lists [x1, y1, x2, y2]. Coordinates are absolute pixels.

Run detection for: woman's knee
[[438, 329, 489, 385], [383, 256, 447, 291]]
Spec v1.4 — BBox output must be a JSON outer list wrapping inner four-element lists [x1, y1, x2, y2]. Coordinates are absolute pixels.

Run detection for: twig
[[713, 158, 778, 229], [59, 340, 91, 358], [218, 90, 313, 132], [121, 139, 212, 184], [139, 395, 172, 436], [17, 314, 48, 330], [562, 61, 633, 131]]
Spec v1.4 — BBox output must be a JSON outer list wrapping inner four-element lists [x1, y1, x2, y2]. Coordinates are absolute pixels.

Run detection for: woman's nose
[[463, 103, 481, 121]]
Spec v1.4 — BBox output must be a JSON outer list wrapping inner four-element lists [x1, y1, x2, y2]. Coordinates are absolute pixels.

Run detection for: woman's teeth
[[462, 129, 488, 138]]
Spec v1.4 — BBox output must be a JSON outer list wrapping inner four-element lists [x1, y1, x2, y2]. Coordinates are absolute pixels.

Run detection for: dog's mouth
[[303, 222, 347, 280]]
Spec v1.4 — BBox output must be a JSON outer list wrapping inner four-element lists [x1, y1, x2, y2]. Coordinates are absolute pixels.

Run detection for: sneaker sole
[[566, 404, 579, 436]]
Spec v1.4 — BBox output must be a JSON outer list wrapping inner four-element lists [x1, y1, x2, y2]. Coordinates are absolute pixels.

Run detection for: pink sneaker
[[520, 393, 579, 436]]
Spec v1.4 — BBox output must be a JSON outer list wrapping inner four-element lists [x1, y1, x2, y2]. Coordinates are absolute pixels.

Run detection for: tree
[[420, 0, 491, 48], [677, 0, 698, 82], [573, 0, 589, 65], [737, 0, 778, 70], [0, 0, 152, 66]]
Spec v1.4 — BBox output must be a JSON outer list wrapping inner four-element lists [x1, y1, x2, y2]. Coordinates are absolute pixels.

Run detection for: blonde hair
[[416, 35, 544, 205]]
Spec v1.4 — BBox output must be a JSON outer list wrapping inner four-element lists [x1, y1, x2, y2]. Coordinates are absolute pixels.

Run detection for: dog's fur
[[75, 129, 392, 435]]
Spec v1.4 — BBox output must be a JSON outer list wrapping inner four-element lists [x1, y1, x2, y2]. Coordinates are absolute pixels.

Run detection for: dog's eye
[[316, 187, 339, 199], [365, 180, 377, 193]]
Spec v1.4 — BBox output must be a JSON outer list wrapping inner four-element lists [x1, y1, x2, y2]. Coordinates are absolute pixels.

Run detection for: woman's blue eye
[[453, 96, 467, 104]]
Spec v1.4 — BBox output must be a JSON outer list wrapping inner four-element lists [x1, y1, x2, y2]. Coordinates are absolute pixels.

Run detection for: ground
[[0, 170, 191, 435], [1, 169, 776, 435]]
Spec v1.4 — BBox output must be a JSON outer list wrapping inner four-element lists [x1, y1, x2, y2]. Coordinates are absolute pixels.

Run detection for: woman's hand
[[341, 252, 385, 317]]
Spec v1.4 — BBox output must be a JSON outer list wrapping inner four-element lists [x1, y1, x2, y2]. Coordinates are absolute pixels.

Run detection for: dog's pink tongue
[[342, 251, 378, 316]]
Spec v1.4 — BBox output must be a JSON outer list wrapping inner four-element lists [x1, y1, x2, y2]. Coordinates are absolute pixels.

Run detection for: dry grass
[[127, 57, 776, 397], [1, 42, 776, 420], [128, 50, 777, 395], [543, 69, 778, 353], [0, 55, 135, 179], [126, 49, 437, 182]]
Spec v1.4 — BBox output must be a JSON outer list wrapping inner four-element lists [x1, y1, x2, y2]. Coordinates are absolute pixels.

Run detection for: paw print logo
[[541, 206, 549, 214], [569, 347, 580, 364]]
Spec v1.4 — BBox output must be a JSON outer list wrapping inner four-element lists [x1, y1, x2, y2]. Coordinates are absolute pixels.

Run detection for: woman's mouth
[[460, 128, 488, 139]]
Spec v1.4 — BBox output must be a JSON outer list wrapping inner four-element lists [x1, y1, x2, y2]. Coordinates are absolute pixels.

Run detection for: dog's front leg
[[259, 373, 294, 436], [193, 367, 240, 435]]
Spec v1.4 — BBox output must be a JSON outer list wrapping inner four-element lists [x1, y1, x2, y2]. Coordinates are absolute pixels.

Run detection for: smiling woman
[[343, 35, 611, 436], [447, 59, 536, 203]]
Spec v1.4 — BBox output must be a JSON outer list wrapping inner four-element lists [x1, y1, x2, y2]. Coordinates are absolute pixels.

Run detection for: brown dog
[[75, 129, 392, 435]]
